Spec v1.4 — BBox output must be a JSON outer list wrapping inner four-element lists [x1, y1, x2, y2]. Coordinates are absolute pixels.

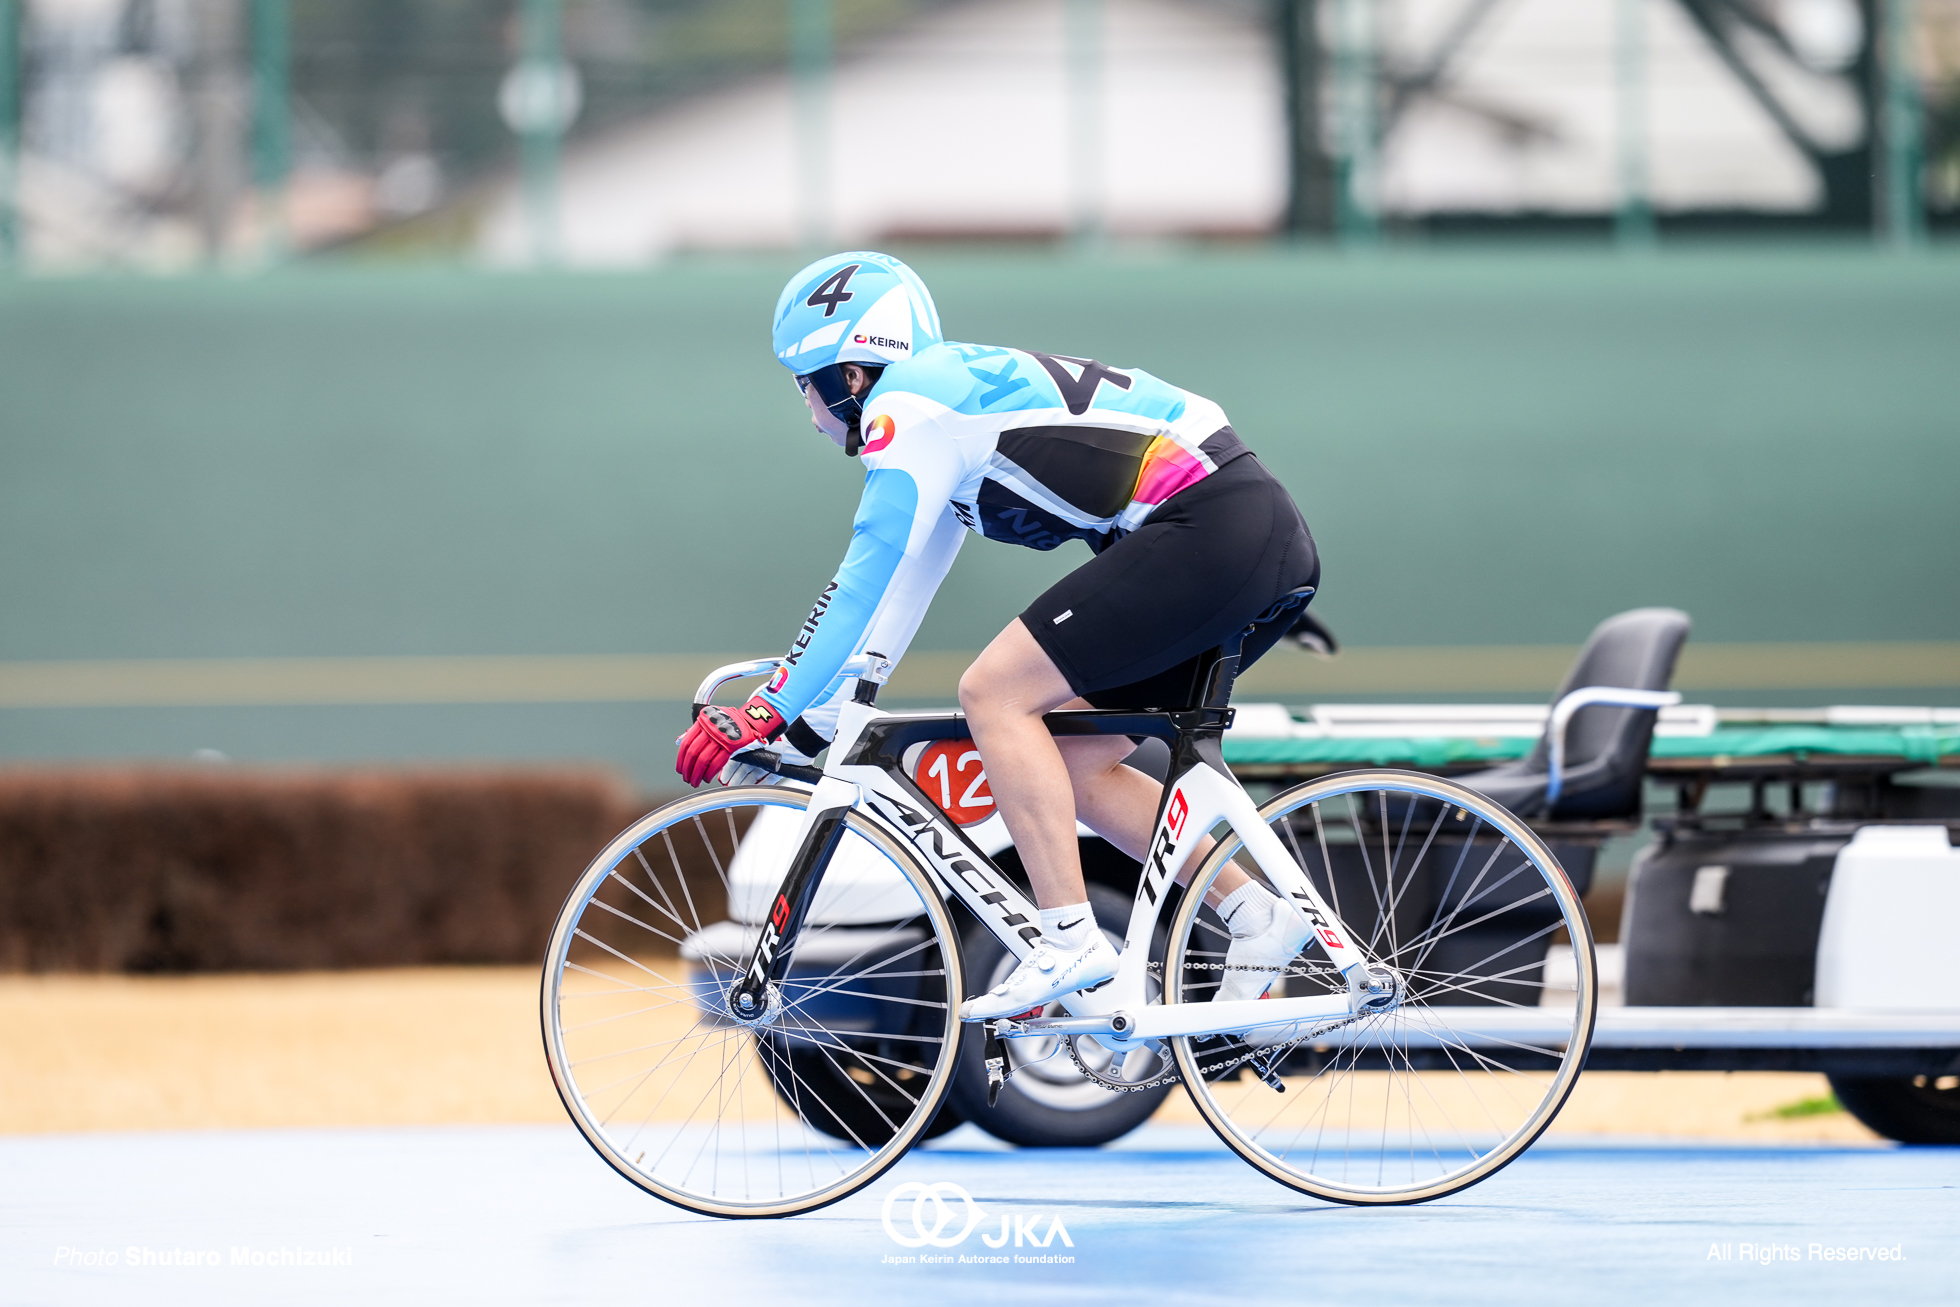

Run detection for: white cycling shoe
[[1216, 904, 1314, 1004], [960, 935, 1120, 1022]]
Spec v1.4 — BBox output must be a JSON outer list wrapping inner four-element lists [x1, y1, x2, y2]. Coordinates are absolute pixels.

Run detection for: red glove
[[676, 696, 786, 787]]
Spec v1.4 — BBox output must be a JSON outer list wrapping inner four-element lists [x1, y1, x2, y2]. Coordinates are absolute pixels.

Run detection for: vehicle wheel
[[1827, 1074, 1960, 1144], [945, 882, 1173, 1147], [762, 1046, 965, 1145], [1166, 770, 1596, 1205], [541, 787, 964, 1217]]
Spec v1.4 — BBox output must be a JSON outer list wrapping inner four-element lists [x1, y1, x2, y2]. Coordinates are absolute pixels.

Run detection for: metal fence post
[[189, 0, 250, 264], [251, 0, 290, 262], [792, 0, 831, 251], [1615, 0, 1655, 247], [0, 0, 16, 269], [1882, 0, 1923, 248], [1066, 0, 1104, 249], [520, 0, 564, 265], [1333, 0, 1379, 246], [1278, 0, 1334, 239]]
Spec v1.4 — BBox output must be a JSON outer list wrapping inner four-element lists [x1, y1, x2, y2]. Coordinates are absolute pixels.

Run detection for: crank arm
[[995, 993, 1363, 1043], [983, 1021, 1009, 1107], [990, 1013, 1130, 1040], [1113, 993, 1357, 1043]]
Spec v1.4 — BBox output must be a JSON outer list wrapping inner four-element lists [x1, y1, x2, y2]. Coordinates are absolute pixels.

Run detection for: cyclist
[[676, 252, 1321, 1022]]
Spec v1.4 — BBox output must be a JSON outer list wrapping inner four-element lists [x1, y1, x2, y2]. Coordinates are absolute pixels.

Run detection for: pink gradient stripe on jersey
[[1129, 437, 1210, 509]]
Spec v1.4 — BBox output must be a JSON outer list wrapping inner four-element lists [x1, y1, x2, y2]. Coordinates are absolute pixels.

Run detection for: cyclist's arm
[[788, 506, 965, 747], [752, 412, 963, 730]]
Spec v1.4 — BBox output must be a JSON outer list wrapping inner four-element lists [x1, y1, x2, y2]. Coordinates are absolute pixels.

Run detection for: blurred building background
[[1, 0, 1957, 789], [2, 0, 1957, 267]]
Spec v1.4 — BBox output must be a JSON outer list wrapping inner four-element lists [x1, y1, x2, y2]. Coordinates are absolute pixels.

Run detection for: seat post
[[1199, 637, 1245, 712], [1197, 586, 1316, 713]]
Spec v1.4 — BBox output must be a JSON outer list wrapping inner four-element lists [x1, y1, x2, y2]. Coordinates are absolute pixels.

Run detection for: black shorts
[[1022, 454, 1320, 711]]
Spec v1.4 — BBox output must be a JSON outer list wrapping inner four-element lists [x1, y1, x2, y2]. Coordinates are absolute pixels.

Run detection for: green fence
[[3, 248, 1956, 784]]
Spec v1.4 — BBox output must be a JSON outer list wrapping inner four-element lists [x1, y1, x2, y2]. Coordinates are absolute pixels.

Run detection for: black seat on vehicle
[[1457, 607, 1691, 821]]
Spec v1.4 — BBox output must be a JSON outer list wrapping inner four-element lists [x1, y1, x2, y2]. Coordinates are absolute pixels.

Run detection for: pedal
[[984, 1021, 1012, 1107]]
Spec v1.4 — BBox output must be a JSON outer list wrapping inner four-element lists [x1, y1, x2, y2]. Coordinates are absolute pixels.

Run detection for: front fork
[[721, 683, 890, 1021], [725, 777, 857, 1020]]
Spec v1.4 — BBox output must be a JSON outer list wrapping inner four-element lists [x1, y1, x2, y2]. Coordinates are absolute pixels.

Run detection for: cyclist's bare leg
[[960, 619, 1251, 911], [1057, 734, 1252, 908], [959, 621, 1085, 911]]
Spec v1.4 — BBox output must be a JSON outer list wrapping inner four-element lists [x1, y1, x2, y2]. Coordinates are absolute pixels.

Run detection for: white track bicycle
[[542, 632, 1597, 1217]]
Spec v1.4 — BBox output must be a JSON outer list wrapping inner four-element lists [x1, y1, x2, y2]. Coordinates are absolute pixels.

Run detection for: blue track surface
[[4, 1124, 1954, 1305]]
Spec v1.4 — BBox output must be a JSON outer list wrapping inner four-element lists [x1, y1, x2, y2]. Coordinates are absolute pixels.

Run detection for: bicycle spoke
[[545, 789, 961, 1215], [1386, 850, 1534, 964], [1376, 799, 1450, 958], [585, 893, 698, 954], [560, 960, 699, 998], [1170, 771, 1593, 1204], [1398, 884, 1554, 975]]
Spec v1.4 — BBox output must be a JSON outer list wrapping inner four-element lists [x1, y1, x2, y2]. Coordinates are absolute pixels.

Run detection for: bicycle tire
[[541, 786, 965, 1218], [1166, 769, 1596, 1204]]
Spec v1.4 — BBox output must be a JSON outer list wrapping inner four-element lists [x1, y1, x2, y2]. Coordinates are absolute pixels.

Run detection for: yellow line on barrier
[[0, 642, 1954, 710]]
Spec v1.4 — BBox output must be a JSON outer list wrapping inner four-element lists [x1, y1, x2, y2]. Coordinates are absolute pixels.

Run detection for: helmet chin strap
[[799, 362, 882, 456], [825, 391, 866, 455]]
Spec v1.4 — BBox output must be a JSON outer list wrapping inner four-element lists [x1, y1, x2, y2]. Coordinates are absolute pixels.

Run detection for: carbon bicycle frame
[[730, 691, 1381, 1048]]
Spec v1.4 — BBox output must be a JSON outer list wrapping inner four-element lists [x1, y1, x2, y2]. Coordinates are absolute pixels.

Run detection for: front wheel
[[1166, 770, 1596, 1205], [541, 787, 965, 1218]]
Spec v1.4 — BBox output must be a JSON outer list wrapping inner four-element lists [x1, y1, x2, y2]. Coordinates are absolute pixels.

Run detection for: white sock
[[1038, 902, 1098, 951], [1218, 882, 1277, 939]]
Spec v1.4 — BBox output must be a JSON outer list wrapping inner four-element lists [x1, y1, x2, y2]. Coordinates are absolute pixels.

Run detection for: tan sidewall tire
[[540, 787, 965, 1218], [1166, 768, 1597, 1205]]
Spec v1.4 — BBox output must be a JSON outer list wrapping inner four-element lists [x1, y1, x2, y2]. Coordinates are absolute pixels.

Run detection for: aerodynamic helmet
[[772, 251, 942, 449]]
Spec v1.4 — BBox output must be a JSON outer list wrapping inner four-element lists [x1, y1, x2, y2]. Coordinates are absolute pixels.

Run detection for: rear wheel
[[1166, 770, 1596, 1204], [541, 787, 964, 1217]]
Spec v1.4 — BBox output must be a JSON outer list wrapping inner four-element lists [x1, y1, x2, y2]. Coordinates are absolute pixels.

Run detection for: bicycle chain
[[1186, 962, 1341, 978], [1060, 1005, 1375, 1092], [1061, 1031, 1180, 1093], [1190, 1009, 1372, 1083], [1056, 967, 1352, 1093]]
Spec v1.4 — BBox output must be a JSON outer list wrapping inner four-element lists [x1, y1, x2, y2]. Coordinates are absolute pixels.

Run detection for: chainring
[[1062, 1032, 1181, 1093]]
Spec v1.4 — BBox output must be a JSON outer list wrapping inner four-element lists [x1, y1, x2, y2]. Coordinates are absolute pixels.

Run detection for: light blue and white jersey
[[756, 342, 1250, 742]]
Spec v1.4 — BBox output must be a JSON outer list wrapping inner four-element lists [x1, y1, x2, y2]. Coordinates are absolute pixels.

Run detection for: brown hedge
[[0, 767, 658, 973]]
